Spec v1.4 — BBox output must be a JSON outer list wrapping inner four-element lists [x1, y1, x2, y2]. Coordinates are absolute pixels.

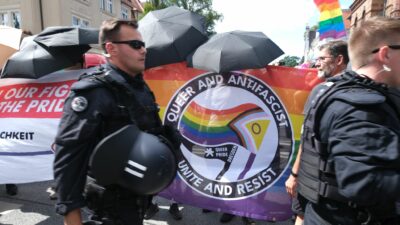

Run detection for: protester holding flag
[[297, 17, 400, 224]]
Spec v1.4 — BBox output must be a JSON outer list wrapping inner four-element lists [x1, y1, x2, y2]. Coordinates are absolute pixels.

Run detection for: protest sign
[[144, 63, 318, 220], [0, 70, 81, 184], [0, 64, 318, 220]]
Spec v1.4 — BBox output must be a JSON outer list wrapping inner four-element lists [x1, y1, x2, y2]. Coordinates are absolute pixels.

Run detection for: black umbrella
[[1, 36, 89, 79], [187, 30, 284, 73], [138, 6, 208, 69], [33, 26, 99, 47]]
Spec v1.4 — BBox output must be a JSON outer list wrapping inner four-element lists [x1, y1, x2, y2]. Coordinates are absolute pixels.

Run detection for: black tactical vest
[[297, 71, 400, 205], [78, 66, 164, 219], [78, 66, 163, 136]]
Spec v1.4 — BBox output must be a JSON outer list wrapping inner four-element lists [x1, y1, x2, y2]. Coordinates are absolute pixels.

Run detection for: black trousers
[[304, 202, 400, 225], [86, 198, 146, 225]]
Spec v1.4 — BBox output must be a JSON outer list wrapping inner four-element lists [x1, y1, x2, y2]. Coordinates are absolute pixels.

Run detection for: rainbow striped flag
[[143, 62, 320, 221], [314, 0, 346, 40]]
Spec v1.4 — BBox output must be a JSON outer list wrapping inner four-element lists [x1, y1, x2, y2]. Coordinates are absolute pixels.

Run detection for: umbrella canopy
[[1, 36, 89, 79], [0, 25, 22, 69], [33, 26, 99, 47], [139, 6, 208, 69], [188, 30, 284, 73]]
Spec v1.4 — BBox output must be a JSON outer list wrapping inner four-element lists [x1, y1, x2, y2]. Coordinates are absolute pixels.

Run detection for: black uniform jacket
[[307, 71, 400, 223], [53, 63, 161, 215]]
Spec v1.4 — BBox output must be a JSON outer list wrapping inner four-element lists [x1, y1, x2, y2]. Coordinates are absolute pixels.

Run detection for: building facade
[[350, 0, 400, 27], [0, 0, 143, 34]]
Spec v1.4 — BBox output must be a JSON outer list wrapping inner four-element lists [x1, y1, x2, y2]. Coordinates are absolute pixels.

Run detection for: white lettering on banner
[[228, 74, 288, 127], [261, 94, 288, 127], [236, 168, 277, 195], [25, 99, 65, 113], [203, 183, 233, 196], [198, 75, 223, 91], [4, 87, 39, 99], [0, 100, 26, 113], [0, 79, 75, 118], [166, 87, 196, 122], [227, 75, 264, 93], [0, 131, 34, 140], [178, 161, 203, 187], [38, 85, 69, 98], [177, 159, 280, 197]]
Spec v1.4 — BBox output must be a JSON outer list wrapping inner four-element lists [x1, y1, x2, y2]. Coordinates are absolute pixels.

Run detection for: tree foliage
[[278, 56, 301, 67], [140, 0, 223, 36]]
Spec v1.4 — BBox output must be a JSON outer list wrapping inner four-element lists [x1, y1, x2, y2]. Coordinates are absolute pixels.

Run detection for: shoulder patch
[[333, 88, 386, 105], [71, 96, 88, 112]]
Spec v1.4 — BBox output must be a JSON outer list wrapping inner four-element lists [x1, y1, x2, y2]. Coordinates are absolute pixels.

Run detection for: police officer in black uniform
[[53, 19, 177, 225], [297, 17, 400, 224]]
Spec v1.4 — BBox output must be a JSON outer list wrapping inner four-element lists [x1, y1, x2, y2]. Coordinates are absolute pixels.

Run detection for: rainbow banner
[[0, 64, 319, 221], [144, 63, 319, 221], [314, 0, 346, 40]]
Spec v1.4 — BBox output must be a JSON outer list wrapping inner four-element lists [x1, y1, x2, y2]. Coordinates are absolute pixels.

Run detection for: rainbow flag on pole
[[314, 0, 346, 40]]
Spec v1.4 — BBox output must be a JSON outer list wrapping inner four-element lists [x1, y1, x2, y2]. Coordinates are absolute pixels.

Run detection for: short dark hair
[[319, 40, 349, 65], [99, 19, 139, 52], [349, 17, 400, 69]]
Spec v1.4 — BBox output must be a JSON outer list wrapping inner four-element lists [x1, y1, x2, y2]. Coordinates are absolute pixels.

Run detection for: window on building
[[100, 0, 106, 10], [0, 12, 9, 26], [81, 20, 89, 27], [72, 16, 80, 26], [11, 11, 21, 29], [0, 11, 21, 28], [72, 15, 89, 27], [121, 5, 129, 19], [100, 0, 113, 13], [106, 0, 113, 13]]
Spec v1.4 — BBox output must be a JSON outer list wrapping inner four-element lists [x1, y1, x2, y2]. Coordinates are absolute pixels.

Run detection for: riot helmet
[[89, 124, 177, 195]]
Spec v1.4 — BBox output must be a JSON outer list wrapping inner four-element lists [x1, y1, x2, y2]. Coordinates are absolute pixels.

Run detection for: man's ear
[[377, 46, 390, 64], [336, 54, 344, 65], [105, 42, 117, 56]]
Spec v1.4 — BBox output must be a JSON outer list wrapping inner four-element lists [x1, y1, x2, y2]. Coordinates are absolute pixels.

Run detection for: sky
[[212, 0, 354, 58]]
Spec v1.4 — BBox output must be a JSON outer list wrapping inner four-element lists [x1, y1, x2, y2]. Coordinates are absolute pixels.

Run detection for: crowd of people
[[1, 15, 400, 225]]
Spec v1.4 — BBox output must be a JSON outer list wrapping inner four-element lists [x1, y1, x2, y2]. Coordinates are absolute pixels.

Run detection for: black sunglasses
[[109, 40, 146, 50], [371, 45, 400, 53]]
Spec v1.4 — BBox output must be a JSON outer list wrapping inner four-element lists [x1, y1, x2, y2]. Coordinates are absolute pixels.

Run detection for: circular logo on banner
[[164, 72, 294, 200]]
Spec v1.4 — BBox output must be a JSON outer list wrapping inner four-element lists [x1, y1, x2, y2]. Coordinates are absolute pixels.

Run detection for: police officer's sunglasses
[[371, 45, 400, 53], [109, 40, 146, 50]]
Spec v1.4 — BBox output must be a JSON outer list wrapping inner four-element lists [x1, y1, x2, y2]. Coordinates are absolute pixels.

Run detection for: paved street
[[0, 181, 293, 225]]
